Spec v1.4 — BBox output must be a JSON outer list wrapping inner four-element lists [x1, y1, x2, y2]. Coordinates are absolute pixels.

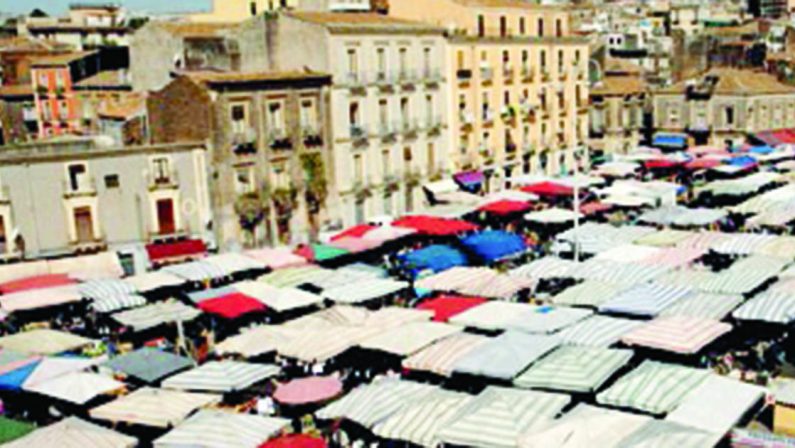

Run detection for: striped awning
[[359, 321, 461, 356], [0, 329, 92, 356], [639, 206, 726, 228], [123, 271, 185, 293], [599, 283, 692, 317], [233, 281, 322, 312], [402, 333, 491, 377], [756, 236, 795, 259], [316, 378, 438, 428], [621, 316, 732, 354], [596, 361, 709, 415], [452, 331, 561, 380], [163, 261, 228, 283], [634, 229, 695, 247], [558, 316, 643, 348], [203, 253, 264, 276], [552, 281, 624, 308], [514, 346, 633, 393], [556, 224, 656, 255], [2, 417, 136, 448], [619, 420, 722, 448], [112, 300, 200, 331], [0, 285, 82, 312], [675, 231, 735, 250], [78, 279, 137, 300], [214, 325, 299, 358], [732, 291, 795, 323], [90, 387, 221, 428], [659, 292, 743, 320], [257, 265, 335, 289], [570, 259, 667, 285], [594, 245, 663, 263], [153, 410, 289, 448], [509, 257, 577, 281], [712, 233, 779, 256], [372, 390, 472, 447], [655, 268, 716, 288], [437, 386, 570, 448], [418, 267, 535, 299], [161, 361, 280, 393], [699, 270, 776, 296], [323, 278, 410, 304], [448, 301, 542, 332], [90, 294, 147, 314]]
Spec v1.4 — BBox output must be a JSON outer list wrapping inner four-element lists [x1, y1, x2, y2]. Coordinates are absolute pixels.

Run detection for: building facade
[[189, 0, 371, 22], [387, 0, 590, 181], [273, 12, 449, 227], [0, 138, 211, 265], [653, 68, 795, 148], [148, 71, 332, 250], [590, 60, 647, 155]]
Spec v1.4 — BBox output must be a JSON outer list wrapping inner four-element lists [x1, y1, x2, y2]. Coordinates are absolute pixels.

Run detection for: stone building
[[148, 71, 332, 249], [590, 59, 647, 155]]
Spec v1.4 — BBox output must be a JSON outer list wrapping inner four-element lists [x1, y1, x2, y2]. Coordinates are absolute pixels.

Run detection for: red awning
[[197, 293, 265, 319], [0, 274, 75, 294], [520, 181, 574, 197], [684, 158, 722, 171], [417, 295, 488, 322], [260, 435, 327, 448], [146, 239, 207, 263], [330, 224, 377, 242], [393, 216, 479, 236], [580, 201, 613, 215], [643, 159, 682, 170], [477, 200, 532, 216]]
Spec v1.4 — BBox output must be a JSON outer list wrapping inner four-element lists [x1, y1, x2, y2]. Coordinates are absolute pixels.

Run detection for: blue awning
[[400, 245, 468, 278], [653, 134, 687, 148], [727, 155, 757, 167], [0, 361, 39, 391], [461, 230, 527, 263], [749, 145, 774, 155]]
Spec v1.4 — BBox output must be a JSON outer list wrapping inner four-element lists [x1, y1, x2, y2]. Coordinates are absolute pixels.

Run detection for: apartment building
[[590, 60, 647, 155], [0, 138, 211, 265], [388, 0, 590, 180], [148, 71, 332, 249], [190, 0, 371, 22], [274, 12, 449, 227], [653, 68, 795, 148]]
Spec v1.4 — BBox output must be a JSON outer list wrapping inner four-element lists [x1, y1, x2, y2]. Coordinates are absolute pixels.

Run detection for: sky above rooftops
[[1, 0, 211, 15]]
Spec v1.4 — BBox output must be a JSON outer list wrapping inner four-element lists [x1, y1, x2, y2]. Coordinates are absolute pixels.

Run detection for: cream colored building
[[191, 0, 370, 22], [388, 0, 590, 181], [273, 12, 449, 227], [590, 60, 647, 155], [653, 68, 795, 148]]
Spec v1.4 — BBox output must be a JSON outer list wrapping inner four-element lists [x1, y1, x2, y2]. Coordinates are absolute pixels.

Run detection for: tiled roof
[[453, 0, 566, 10], [0, 84, 34, 98], [31, 51, 96, 67], [592, 75, 646, 96], [157, 21, 238, 37], [184, 70, 330, 85], [74, 70, 131, 89], [287, 12, 441, 31], [604, 58, 644, 76], [0, 36, 72, 53], [657, 68, 795, 96], [97, 93, 146, 120]]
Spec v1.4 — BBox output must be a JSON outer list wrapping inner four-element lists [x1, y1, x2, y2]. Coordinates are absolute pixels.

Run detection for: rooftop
[[0, 36, 73, 53], [31, 51, 96, 67], [156, 21, 239, 37], [74, 70, 131, 89], [604, 58, 644, 76], [658, 68, 795, 96], [592, 75, 646, 96], [0, 84, 34, 98], [287, 12, 442, 32], [185, 70, 330, 85], [97, 93, 146, 120], [453, 0, 567, 10]]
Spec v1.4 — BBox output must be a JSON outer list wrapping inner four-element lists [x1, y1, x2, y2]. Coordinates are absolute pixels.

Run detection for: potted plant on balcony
[[405, 169, 422, 188], [383, 175, 400, 195], [272, 186, 298, 216], [234, 190, 268, 247], [353, 180, 372, 202], [301, 153, 328, 214], [501, 105, 517, 123]]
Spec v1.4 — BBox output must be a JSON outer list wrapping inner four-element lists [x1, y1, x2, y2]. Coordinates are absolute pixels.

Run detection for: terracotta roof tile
[[0, 84, 34, 98], [453, 0, 566, 10], [97, 93, 146, 119], [287, 12, 440, 30], [157, 21, 240, 37], [31, 51, 96, 67], [184, 70, 331, 85], [592, 75, 646, 96], [657, 68, 795, 96], [74, 70, 131, 89]]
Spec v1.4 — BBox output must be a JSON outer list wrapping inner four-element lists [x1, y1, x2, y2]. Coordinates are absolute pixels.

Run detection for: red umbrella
[[519, 181, 573, 197], [643, 158, 681, 170], [197, 293, 266, 319], [417, 295, 488, 322], [477, 200, 532, 216], [330, 224, 377, 242], [393, 215, 479, 236], [684, 158, 721, 170], [273, 376, 343, 406], [260, 434, 327, 448]]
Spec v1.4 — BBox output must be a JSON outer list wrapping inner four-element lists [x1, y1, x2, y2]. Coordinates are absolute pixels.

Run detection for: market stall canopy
[[525, 208, 582, 224], [0, 284, 82, 312], [416, 295, 488, 322], [617, 419, 721, 447], [372, 389, 472, 447], [234, 281, 322, 312], [0, 329, 93, 355], [558, 315, 643, 348], [477, 199, 533, 216], [214, 325, 299, 358], [732, 291, 795, 324], [659, 292, 743, 320], [112, 300, 201, 331], [634, 229, 695, 247], [123, 271, 185, 293], [322, 278, 410, 304], [25, 371, 124, 404], [552, 281, 625, 308], [598, 283, 692, 317], [0, 274, 75, 294], [90, 294, 148, 314], [400, 245, 468, 276], [393, 215, 479, 236], [243, 247, 308, 270], [50, 252, 125, 281], [460, 231, 527, 263], [103, 347, 194, 384], [2, 416, 136, 448], [273, 376, 343, 406], [146, 239, 207, 264], [260, 435, 327, 448], [621, 316, 732, 354], [197, 293, 267, 319], [596, 361, 709, 415], [162, 361, 280, 393], [359, 321, 461, 356], [519, 404, 650, 448], [90, 387, 221, 428], [203, 253, 265, 276], [514, 346, 633, 393], [417, 267, 535, 299], [21, 355, 98, 388], [154, 410, 290, 448], [510, 257, 577, 281], [452, 331, 560, 380], [163, 260, 229, 283], [331, 224, 377, 241], [402, 332, 491, 377]]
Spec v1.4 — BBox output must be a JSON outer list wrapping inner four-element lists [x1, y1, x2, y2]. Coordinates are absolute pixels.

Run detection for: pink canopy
[[273, 376, 343, 406], [244, 248, 308, 270], [327, 237, 381, 253]]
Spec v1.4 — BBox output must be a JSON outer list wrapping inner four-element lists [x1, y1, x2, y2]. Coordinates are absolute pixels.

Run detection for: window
[[376, 47, 386, 79], [399, 48, 408, 77], [382, 149, 391, 177], [349, 102, 360, 126], [400, 97, 410, 124], [458, 94, 466, 111], [540, 50, 547, 70], [457, 51, 465, 70], [425, 94, 433, 124], [519, 17, 526, 35], [353, 154, 364, 182], [459, 135, 468, 154], [152, 157, 171, 184], [267, 101, 284, 132], [300, 99, 315, 130], [427, 143, 435, 174], [522, 50, 529, 68], [379, 99, 388, 128], [250, 1, 257, 15], [503, 91, 510, 107], [272, 163, 289, 189], [500, 16, 507, 37], [230, 103, 248, 134], [538, 18, 544, 37], [403, 146, 413, 164], [58, 100, 69, 120], [67, 163, 87, 191], [38, 73, 48, 89], [482, 92, 490, 119], [423, 47, 432, 76], [347, 48, 358, 77], [556, 18, 563, 37], [55, 71, 65, 88], [478, 15, 485, 37], [104, 174, 119, 189], [725, 106, 735, 126], [558, 50, 564, 73], [502, 50, 510, 68], [235, 166, 255, 194]]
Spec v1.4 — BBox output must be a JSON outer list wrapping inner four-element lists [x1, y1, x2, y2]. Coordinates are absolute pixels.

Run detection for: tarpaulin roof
[[401, 245, 468, 275], [197, 293, 267, 319], [520, 404, 650, 448], [146, 239, 207, 263], [417, 267, 535, 299], [331, 224, 377, 241], [393, 215, 479, 236], [452, 331, 561, 380], [514, 346, 633, 393], [417, 295, 488, 322], [155, 410, 290, 448], [477, 200, 532, 216], [373, 389, 471, 447], [0, 417, 34, 444], [21, 356, 97, 389], [552, 281, 624, 308], [104, 347, 193, 383], [402, 333, 491, 377], [360, 321, 461, 356], [596, 361, 709, 415], [598, 283, 692, 317], [123, 271, 185, 293], [25, 371, 124, 404], [322, 278, 410, 304], [510, 257, 577, 281], [244, 248, 308, 270], [90, 387, 221, 428], [294, 243, 349, 262], [90, 294, 148, 314], [558, 315, 643, 348], [260, 435, 327, 448], [732, 291, 795, 323], [233, 281, 322, 313], [653, 133, 687, 148], [79, 278, 137, 301], [0, 274, 75, 294], [618, 420, 722, 447], [203, 253, 265, 276], [0, 329, 92, 355], [461, 231, 527, 263], [3, 417, 136, 448], [360, 225, 416, 244], [0, 284, 82, 312], [214, 325, 298, 358], [659, 292, 743, 320], [162, 361, 280, 393], [273, 376, 343, 406], [112, 300, 200, 331], [520, 181, 575, 197], [621, 316, 732, 354], [0, 361, 39, 390], [163, 261, 229, 283], [327, 236, 381, 253]]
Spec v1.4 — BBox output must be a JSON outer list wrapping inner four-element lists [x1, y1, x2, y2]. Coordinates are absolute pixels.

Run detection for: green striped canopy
[[0, 417, 35, 444], [659, 292, 743, 320], [552, 281, 624, 308], [634, 229, 695, 247], [372, 390, 471, 447], [617, 419, 722, 447], [309, 243, 349, 261], [596, 361, 709, 415], [257, 266, 332, 288], [514, 346, 633, 393]]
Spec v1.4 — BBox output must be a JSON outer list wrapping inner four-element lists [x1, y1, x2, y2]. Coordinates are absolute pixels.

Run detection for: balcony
[[503, 66, 514, 82], [232, 128, 257, 155], [350, 124, 369, 146], [400, 119, 418, 138], [374, 71, 394, 91], [397, 69, 416, 88], [422, 67, 442, 87], [559, 70, 568, 81], [521, 66, 534, 82], [148, 169, 179, 191], [482, 109, 495, 125], [425, 115, 442, 135], [480, 67, 493, 84], [459, 111, 474, 128], [343, 72, 367, 93], [268, 128, 293, 151], [541, 69, 551, 82], [302, 125, 323, 147], [457, 69, 472, 83], [63, 177, 97, 198], [378, 121, 397, 141]]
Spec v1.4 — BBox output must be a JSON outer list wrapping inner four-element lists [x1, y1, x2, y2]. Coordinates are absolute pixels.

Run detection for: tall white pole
[[573, 147, 580, 263]]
